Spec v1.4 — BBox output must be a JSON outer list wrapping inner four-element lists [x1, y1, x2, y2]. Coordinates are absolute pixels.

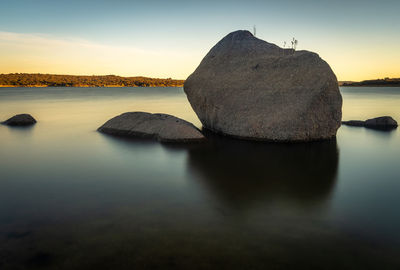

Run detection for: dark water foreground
[[0, 87, 400, 269]]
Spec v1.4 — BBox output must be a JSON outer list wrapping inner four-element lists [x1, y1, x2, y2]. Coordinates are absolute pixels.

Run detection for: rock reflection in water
[[186, 131, 339, 210]]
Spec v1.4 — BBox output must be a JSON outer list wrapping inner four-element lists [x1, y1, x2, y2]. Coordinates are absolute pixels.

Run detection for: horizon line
[[2, 72, 400, 83]]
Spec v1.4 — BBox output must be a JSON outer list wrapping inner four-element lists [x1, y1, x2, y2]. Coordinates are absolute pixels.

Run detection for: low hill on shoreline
[[0, 73, 184, 87], [339, 78, 400, 87]]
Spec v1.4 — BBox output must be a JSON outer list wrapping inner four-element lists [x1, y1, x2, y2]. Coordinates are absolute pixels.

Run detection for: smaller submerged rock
[[98, 112, 205, 143], [342, 116, 397, 130], [341, 120, 365, 127], [3, 114, 37, 126], [365, 116, 398, 130]]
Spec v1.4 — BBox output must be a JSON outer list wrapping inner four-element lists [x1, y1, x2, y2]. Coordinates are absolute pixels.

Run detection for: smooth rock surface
[[98, 112, 205, 142], [342, 116, 398, 130], [2, 114, 37, 126], [184, 30, 342, 141]]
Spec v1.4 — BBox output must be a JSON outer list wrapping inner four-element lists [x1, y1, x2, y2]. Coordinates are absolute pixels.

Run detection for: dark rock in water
[[365, 116, 398, 130], [3, 114, 36, 126], [342, 116, 397, 131], [341, 120, 365, 127], [98, 112, 205, 143], [184, 30, 342, 142]]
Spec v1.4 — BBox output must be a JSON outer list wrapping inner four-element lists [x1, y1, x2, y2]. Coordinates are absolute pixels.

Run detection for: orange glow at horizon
[[0, 31, 399, 81]]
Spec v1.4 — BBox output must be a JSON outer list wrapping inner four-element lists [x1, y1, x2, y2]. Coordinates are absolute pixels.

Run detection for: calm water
[[0, 87, 400, 269]]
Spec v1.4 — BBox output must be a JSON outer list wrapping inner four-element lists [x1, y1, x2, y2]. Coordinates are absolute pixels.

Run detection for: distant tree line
[[0, 73, 185, 87], [341, 78, 400, 87]]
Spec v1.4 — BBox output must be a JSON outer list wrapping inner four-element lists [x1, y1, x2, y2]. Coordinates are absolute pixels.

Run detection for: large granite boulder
[[98, 112, 205, 143], [343, 116, 398, 130], [184, 30, 342, 141], [2, 114, 37, 126]]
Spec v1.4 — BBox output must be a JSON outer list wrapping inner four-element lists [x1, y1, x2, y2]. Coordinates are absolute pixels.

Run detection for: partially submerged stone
[[342, 116, 397, 130], [184, 30, 342, 142], [365, 116, 398, 130], [3, 114, 37, 126], [98, 112, 205, 143], [341, 120, 365, 127]]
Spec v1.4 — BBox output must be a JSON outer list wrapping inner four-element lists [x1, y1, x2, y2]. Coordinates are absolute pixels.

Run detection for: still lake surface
[[0, 86, 400, 269]]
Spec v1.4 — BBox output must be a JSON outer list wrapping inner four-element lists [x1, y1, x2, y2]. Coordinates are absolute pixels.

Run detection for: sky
[[0, 0, 399, 81]]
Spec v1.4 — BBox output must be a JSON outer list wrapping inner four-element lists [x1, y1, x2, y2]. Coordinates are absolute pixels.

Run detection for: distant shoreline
[[340, 85, 400, 87], [1, 73, 399, 88], [2, 84, 400, 88], [339, 78, 400, 87], [0, 85, 183, 88], [0, 73, 185, 87]]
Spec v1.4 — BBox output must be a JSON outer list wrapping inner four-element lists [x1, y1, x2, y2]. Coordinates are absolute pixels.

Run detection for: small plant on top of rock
[[291, 38, 298, 50]]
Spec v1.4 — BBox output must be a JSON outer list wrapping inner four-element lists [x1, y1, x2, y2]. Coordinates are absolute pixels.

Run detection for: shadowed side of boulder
[[98, 112, 205, 143], [2, 114, 37, 126]]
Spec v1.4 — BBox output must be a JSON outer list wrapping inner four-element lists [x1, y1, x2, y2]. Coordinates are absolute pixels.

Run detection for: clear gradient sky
[[0, 0, 399, 80]]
